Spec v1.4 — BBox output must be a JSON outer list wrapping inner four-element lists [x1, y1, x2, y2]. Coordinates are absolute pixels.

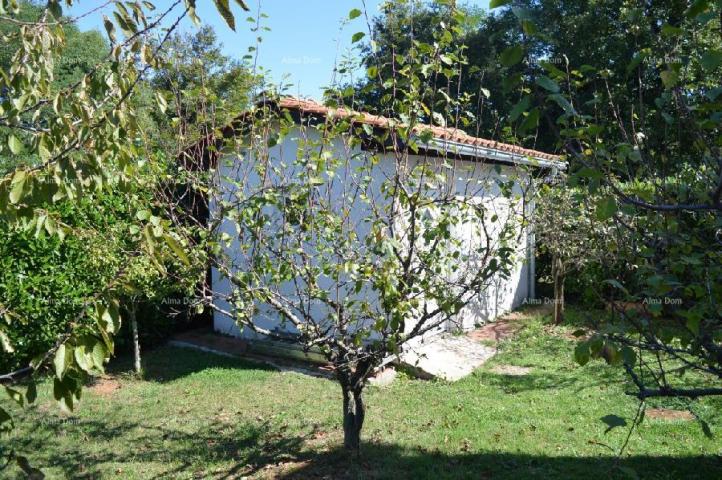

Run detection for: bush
[[0, 225, 117, 372], [0, 183, 203, 373]]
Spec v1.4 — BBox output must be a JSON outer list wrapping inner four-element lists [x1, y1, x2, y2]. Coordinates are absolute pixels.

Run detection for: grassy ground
[[4, 312, 721, 479]]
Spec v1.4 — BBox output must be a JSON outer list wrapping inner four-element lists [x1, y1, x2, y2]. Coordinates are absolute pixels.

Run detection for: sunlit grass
[[5, 312, 721, 479]]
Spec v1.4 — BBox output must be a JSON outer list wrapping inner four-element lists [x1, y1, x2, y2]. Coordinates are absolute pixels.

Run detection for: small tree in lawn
[[534, 183, 613, 324], [118, 224, 202, 376], [209, 3, 530, 451]]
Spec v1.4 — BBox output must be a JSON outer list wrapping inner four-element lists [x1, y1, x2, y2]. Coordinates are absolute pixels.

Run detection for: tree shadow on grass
[[277, 444, 722, 480], [479, 367, 624, 395], [10, 416, 307, 479], [10, 414, 721, 480], [106, 345, 276, 383], [480, 371, 588, 393]]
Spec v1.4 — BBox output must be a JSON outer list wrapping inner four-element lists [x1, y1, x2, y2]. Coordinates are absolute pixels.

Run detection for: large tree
[[143, 25, 256, 155], [0, 0, 250, 473], [491, 0, 722, 403]]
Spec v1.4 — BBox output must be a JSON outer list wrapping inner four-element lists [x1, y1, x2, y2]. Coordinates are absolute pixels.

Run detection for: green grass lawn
[[4, 313, 721, 479]]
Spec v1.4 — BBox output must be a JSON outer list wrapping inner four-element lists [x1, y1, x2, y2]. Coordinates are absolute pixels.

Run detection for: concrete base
[[399, 334, 497, 381], [368, 367, 397, 387]]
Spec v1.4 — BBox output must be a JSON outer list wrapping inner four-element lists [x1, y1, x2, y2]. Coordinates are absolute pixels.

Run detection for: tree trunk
[[129, 304, 141, 375], [342, 386, 365, 452], [553, 256, 565, 325]]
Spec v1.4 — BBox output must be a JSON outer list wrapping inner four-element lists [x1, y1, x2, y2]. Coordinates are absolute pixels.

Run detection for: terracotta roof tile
[[276, 97, 562, 162]]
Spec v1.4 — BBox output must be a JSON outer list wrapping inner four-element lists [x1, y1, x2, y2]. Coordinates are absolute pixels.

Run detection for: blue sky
[[68, 1, 490, 100]]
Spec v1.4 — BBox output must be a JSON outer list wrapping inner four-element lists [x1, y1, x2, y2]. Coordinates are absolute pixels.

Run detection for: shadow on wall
[[456, 271, 526, 331]]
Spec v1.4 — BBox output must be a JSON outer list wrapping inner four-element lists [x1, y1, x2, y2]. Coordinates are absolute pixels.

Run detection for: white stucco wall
[[211, 125, 535, 339]]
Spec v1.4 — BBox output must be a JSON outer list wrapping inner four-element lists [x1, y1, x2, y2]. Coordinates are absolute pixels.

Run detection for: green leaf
[[4, 386, 24, 407], [620, 346, 637, 367], [540, 60, 565, 78], [0, 406, 13, 432], [349, 8, 362, 19], [700, 50, 722, 71], [521, 20, 537, 35], [54, 343, 72, 379], [686, 315, 700, 335], [96, 315, 115, 355], [352, 32, 365, 43], [548, 94, 576, 115], [490, 0, 512, 8], [575, 166, 604, 180], [47, 0, 62, 19], [686, 0, 710, 18], [8, 134, 23, 155], [500, 45, 524, 67], [164, 233, 191, 266], [12, 94, 29, 110], [214, 0, 236, 31], [595, 196, 618, 221], [155, 92, 168, 114], [9, 169, 27, 204], [660, 24, 683, 37], [309, 176, 325, 186], [660, 70, 679, 88], [91, 340, 107, 372], [0, 331, 13, 353], [98, 302, 122, 336], [74, 342, 92, 373], [38, 135, 52, 161], [626, 52, 645, 76], [574, 342, 590, 366], [141, 43, 154, 65], [103, 15, 116, 43], [233, 0, 249, 10], [603, 279, 628, 294], [519, 108, 540, 133], [113, 11, 136, 36], [187, 1, 200, 26], [509, 96, 531, 122], [25, 382, 37, 404], [535, 76, 559, 93], [53, 377, 74, 412]]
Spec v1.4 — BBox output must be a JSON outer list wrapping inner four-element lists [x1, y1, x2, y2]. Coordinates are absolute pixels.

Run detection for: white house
[[204, 98, 565, 343]]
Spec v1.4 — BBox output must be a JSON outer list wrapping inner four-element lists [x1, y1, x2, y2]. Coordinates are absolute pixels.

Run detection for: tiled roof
[[276, 97, 562, 162]]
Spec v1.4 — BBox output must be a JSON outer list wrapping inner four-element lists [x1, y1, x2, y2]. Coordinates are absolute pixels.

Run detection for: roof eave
[[421, 137, 567, 171]]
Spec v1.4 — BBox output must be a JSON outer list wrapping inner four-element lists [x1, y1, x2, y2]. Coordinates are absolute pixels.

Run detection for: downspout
[[527, 192, 536, 303]]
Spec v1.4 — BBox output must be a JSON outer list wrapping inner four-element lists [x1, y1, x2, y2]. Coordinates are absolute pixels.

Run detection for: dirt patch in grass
[[88, 376, 121, 396], [544, 325, 592, 341], [506, 304, 553, 320], [467, 306, 548, 344], [468, 321, 520, 344], [490, 364, 532, 376], [646, 408, 694, 421]]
